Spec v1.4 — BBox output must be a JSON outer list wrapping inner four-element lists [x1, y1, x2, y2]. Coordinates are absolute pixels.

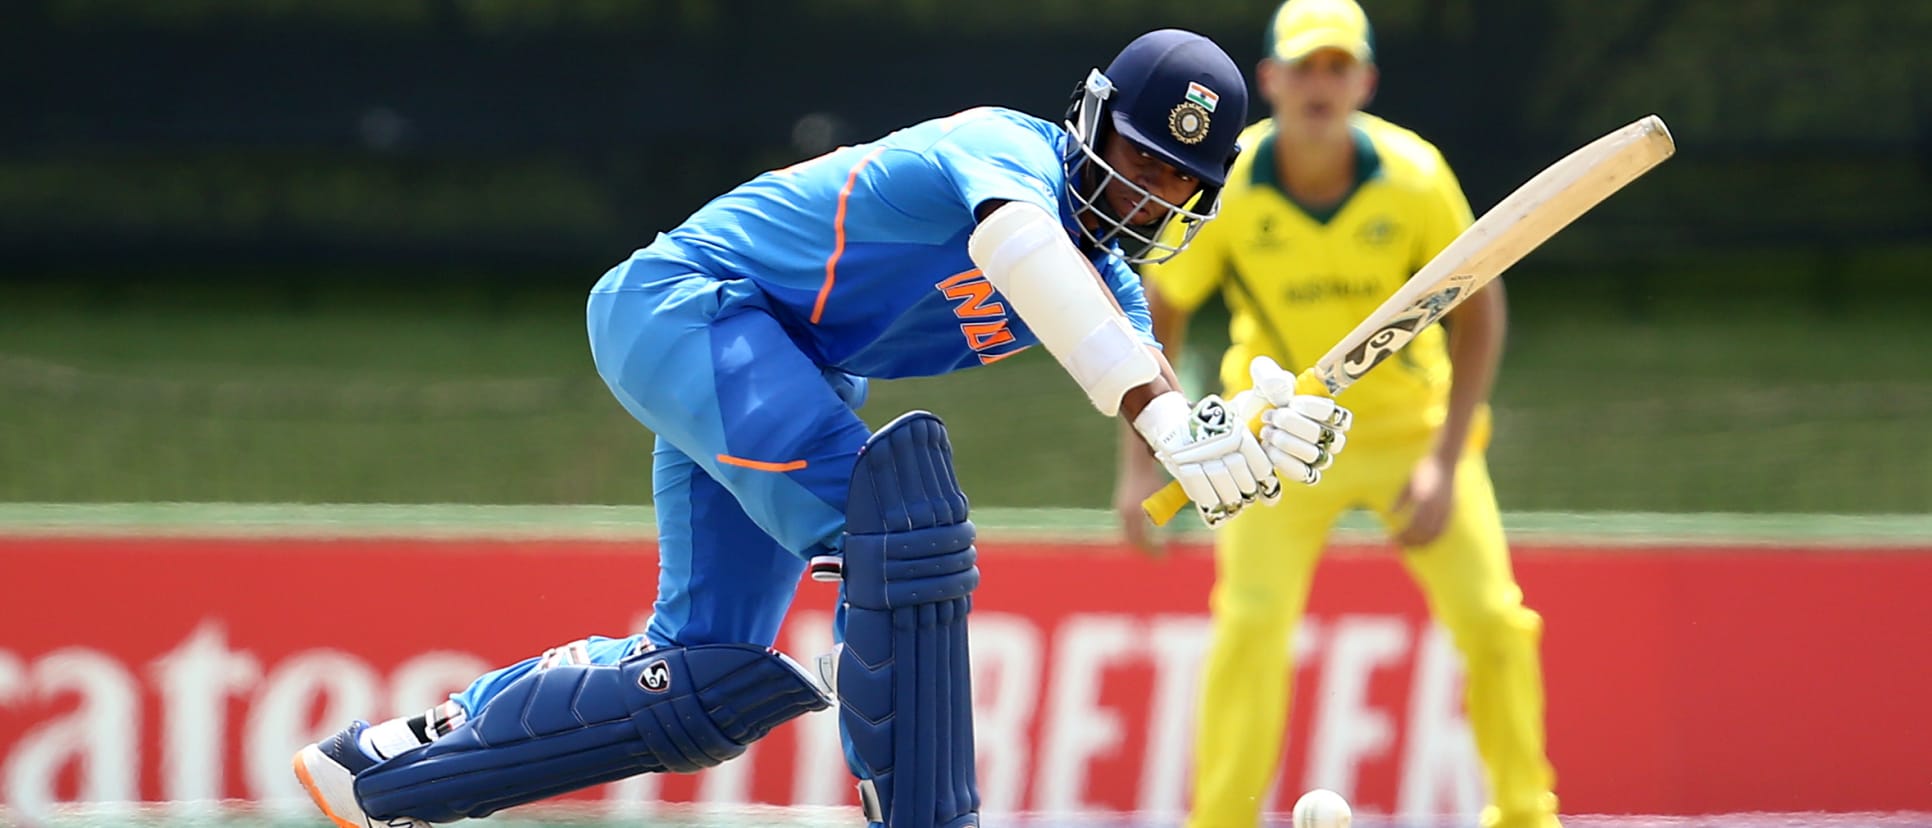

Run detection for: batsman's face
[[1095, 131, 1201, 227], [1261, 48, 1376, 142]]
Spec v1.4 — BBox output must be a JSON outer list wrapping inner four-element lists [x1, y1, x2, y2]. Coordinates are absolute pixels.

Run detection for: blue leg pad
[[353, 643, 829, 822], [839, 411, 980, 828]]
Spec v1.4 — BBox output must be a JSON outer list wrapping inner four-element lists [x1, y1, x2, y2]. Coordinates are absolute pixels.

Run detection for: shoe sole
[[293, 744, 365, 828]]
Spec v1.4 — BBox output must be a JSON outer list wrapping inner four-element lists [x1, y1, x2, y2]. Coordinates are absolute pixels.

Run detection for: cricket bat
[[1143, 114, 1677, 526]]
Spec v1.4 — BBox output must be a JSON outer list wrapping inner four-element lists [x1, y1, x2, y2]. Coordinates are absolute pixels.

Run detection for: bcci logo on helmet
[[639, 659, 672, 693], [1169, 102, 1211, 144]]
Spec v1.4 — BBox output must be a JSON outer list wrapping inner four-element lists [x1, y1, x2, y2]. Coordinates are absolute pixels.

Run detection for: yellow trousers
[[1186, 424, 1559, 828]]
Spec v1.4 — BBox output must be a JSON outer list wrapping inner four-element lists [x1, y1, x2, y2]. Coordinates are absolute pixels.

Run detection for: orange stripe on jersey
[[716, 454, 809, 473], [976, 346, 1030, 365], [811, 147, 889, 325]]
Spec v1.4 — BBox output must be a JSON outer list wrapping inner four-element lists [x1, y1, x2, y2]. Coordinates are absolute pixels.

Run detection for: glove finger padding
[[1172, 462, 1228, 517], [1287, 395, 1354, 431], [1320, 427, 1348, 457], [1237, 432, 1281, 506], [1263, 406, 1327, 447], [1264, 421, 1344, 469], [1197, 502, 1236, 528], [1201, 457, 1252, 506], [1273, 401, 1350, 454], [1261, 422, 1324, 467], [1195, 481, 1253, 527], [1264, 445, 1321, 485]]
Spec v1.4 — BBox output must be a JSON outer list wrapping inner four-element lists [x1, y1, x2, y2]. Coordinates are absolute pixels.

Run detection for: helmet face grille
[[1063, 126, 1219, 265], [1062, 69, 1221, 266]]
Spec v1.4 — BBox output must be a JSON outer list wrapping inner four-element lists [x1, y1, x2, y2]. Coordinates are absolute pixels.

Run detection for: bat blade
[[1142, 115, 1676, 527], [1308, 114, 1674, 396]]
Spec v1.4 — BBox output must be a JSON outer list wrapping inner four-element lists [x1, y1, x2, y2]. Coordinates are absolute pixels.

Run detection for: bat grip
[[1140, 368, 1331, 526]]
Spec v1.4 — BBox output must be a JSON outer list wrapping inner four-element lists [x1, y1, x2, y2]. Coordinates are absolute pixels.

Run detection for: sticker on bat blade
[[1415, 285, 1463, 320], [1338, 285, 1464, 382], [1340, 318, 1421, 380], [1320, 368, 1347, 395]]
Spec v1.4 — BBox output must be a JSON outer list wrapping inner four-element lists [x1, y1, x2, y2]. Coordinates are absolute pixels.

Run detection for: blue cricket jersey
[[609, 107, 1157, 380]]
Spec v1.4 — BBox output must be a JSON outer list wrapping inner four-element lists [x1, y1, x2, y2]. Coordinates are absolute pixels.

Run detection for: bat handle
[[1140, 368, 1332, 527]]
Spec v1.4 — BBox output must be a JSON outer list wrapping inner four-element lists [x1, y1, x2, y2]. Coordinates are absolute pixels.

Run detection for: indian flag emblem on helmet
[[1185, 82, 1220, 113], [1171, 81, 1217, 144]]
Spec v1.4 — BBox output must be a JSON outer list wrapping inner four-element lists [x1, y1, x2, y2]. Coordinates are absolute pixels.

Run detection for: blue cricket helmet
[[1064, 29, 1248, 264], [1103, 29, 1248, 187]]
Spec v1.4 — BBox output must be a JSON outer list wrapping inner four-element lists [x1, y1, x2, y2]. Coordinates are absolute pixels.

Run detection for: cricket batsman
[[1113, 2, 1561, 826], [294, 29, 1353, 828]]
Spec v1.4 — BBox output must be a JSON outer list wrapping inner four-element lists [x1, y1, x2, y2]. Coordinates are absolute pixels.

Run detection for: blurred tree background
[[2, 0, 1928, 513]]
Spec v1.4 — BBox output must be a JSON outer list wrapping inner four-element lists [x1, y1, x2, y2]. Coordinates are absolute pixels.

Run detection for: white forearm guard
[[967, 201, 1159, 417]]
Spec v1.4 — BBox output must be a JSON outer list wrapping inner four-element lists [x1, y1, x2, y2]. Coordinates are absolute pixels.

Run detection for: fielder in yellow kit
[[1112, 1, 1559, 825]]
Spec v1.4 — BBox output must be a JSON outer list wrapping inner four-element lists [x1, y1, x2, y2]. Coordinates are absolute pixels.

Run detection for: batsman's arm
[[1115, 285, 1192, 549], [968, 200, 1278, 526], [1102, 263, 1187, 422], [1117, 285, 1190, 456]]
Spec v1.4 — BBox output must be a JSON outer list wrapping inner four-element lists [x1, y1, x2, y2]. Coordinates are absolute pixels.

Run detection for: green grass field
[[5, 502, 1932, 546], [3, 249, 1929, 513]]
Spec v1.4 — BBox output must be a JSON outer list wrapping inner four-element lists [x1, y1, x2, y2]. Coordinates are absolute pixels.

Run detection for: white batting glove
[[1248, 356, 1353, 486], [1134, 391, 1281, 527]]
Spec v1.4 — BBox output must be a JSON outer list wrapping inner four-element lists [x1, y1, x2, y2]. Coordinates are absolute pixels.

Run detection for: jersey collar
[[1250, 119, 1382, 225]]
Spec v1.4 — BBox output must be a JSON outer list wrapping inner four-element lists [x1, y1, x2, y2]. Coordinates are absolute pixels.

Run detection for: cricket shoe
[[293, 720, 431, 828]]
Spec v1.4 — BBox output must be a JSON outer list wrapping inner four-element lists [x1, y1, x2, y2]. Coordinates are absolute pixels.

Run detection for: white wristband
[[1131, 391, 1191, 452]]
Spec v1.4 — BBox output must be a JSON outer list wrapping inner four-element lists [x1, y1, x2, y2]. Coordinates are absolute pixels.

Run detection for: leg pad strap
[[355, 643, 829, 822]]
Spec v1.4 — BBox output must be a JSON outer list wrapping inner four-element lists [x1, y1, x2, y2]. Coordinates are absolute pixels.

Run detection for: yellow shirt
[[1145, 113, 1474, 439]]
